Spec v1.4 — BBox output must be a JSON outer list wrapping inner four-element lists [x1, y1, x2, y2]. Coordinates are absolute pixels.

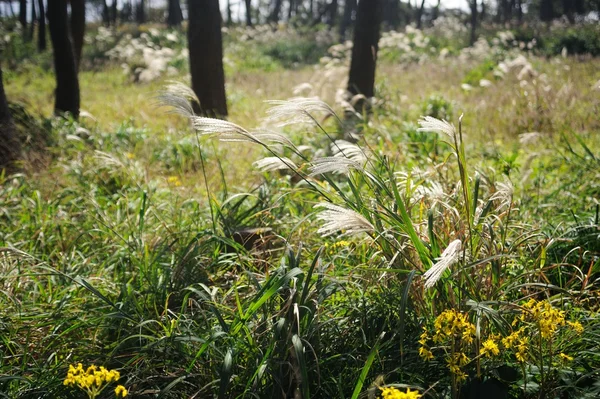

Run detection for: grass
[[2, 22, 600, 399]]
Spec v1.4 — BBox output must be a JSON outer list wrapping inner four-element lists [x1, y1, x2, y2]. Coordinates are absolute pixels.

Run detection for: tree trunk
[[111, 0, 118, 25], [37, 0, 46, 51], [0, 65, 21, 170], [416, 0, 426, 29], [227, 0, 232, 25], [347, 0, 382, 106], [540, 0, 554, 22], [562, 0, 575, 22], [516, 0, 522, 24], [48, 0, 80, 118], [167, 0, 183, 27], [30, 0, 37, 41], [244, 0, 252, 26], [19, 0, 27, 32], [136, 0, 146, 23], [70, 0, 85, 70], [288, 0, 293, 20], [432, 0, 441, 21], [269, 0, 283, 23], [469, 0, 478, 45], [327, 0, 337, 28], [102, 0, 110, 25], [188, 0, 228, 118], [339, 0, 356, 41]]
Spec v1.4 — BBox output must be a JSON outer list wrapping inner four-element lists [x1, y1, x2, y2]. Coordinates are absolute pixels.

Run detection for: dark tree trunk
[[136, 0, 146, 23], [188, 0, 228, 117], [288, 0, 293, 20], [388, 0, 399, 28], [111, 0, 118, 25], [227, 0, 232, 25], [102, 0, 110, 25], [70, 0, 85, 70], [516, 0, 522, 23], [38, 0, 46, 51], [167, 0, 183, 27], [469, 0, 478, 45], [30, 0, 37, 41], [269, 0, 283, 23], [432, 0, 441, 21], [244, 0, 252, 26], [562, 0, 575, 22], [540, 0, 554, 21], [416, 0, 426, 29], [0, 65, 21, 170], [347, 0, 382, 106], [326, 0, 337, 28], [19, 0, 27, 32], [339, 0, 356, 41], [48, 0, 80, 118], [574, 0, 585, 14]]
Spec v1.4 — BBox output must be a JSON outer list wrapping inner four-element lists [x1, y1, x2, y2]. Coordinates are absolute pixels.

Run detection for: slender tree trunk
[[339, 0, 356, 41], [326, 0, 337, 28], [416, 0, 426, 28], [227, 0, 232, 25], [188, 0, 228, 117], [30, 0, 37, 41], [167, 0, 183, 27], [244, 0, 252, 26], [432, 0, 441, 21], [111, 0, 118, 25], [269, 0, 283, 23], [516, 0, 522, 24], [562, 0, 575, 23], [47, 0, 80, 118], [469, 0, 478, 45], [37, 0, 46, 51], [347, 0, 382, 106], [70, 0, 85, 70], [288, 0, 293, 20], [102, 0, 110, 25], [137, 0, 146, 23], [0, 65, 21, 170], [19, 0, 27, 31], [540, 0, 554, 22]]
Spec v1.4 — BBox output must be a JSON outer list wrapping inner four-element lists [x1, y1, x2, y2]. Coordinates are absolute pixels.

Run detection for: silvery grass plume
[[417, 116, 456, 140], [157, 81, 199, 117], [265, 97, 336, 127], [309, 140, 368, 175], [191, 117, 262, 143], [489, 179, 514, 210], [309, 157, 364, 176], [331, 140, 368, 164], [422, 239, 462, 289], [314, 203, 374, 237], [253, 157, 297, 172]]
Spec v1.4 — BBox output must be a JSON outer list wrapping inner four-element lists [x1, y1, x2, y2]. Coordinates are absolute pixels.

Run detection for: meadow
[[1, 18, 600, 399]]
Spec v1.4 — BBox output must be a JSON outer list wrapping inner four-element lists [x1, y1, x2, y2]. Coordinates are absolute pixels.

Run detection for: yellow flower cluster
[[380, 386, 422, 399], [64, 363, 128, 398], [501, 328, 528, 362], [519, 299, 566, 339], [432, 309, 476, 344], [481, 338, 500, 358], [419, 309, 476, 382]]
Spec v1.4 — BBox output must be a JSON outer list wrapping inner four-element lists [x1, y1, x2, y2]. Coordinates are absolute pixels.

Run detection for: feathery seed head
[[422, 239, 462, 288], [417, 116, 456, 139], [314, 203, 374, 237], [265, 97, 336, 127], [253, 157, 297, 172]]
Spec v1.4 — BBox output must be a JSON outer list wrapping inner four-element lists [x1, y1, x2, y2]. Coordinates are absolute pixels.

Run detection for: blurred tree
[[0, 65, 20, 170], [167, 0, 183, 27], [540, 0, 554, 21], [111, 0, 117, 25], [416, 0, 426, 28], [19, 0, 27, 34], [70, 0, 85, 69], [339, 0, 356, 41], [469, 0, 478, 45], [30, 0, 36, 40], [245, 0, 252, 26], [48, 0, 80, 118], [347, 0, 382, 109], [136, 0, 146, 23], [269, 0, 283, 22], [188, 0, 228, 117], [38, 0, 46, 51], [102, 0, 110, 25]]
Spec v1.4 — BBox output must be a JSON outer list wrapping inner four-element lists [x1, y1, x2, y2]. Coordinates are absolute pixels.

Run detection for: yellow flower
[[115, 385, 128, 397], [567, 321, 584, 334], [558, 353, 573, 362], [380, 386, 421, 399], [481, 338, 500, 358], [167, 176, 182, 187], [418, 346, 434, 361]]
